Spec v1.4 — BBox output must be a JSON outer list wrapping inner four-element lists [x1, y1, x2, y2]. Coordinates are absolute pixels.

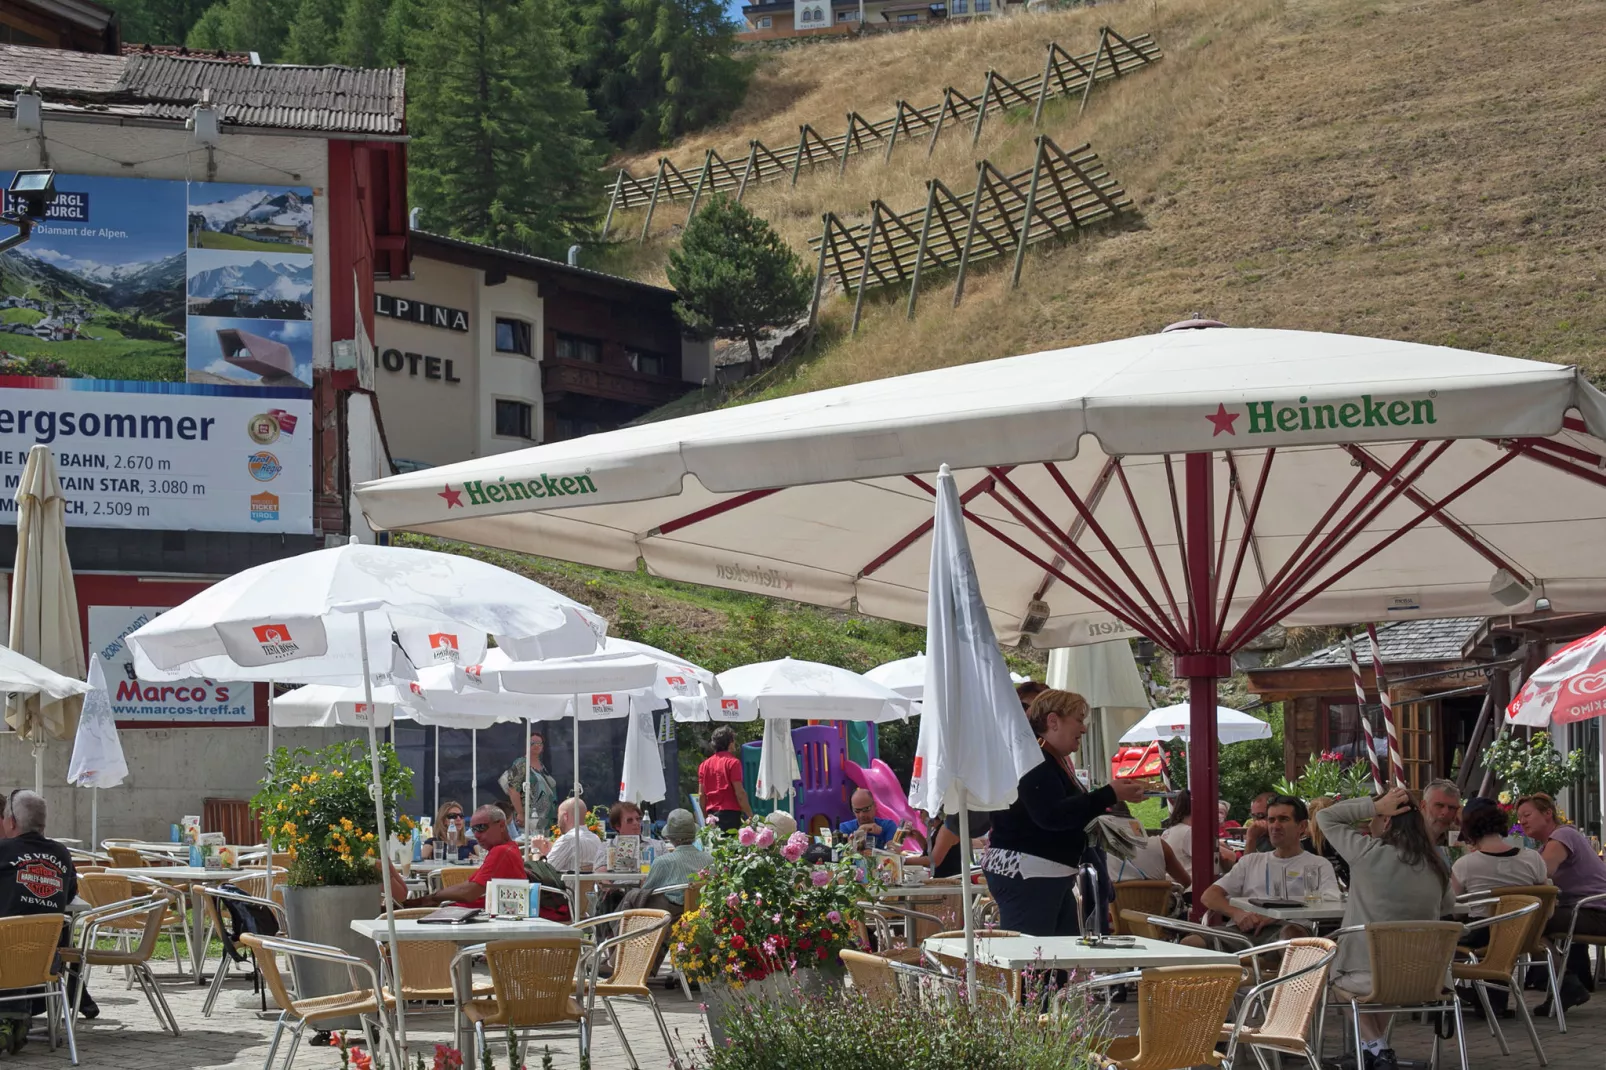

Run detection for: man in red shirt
[[389, 805, 526, 910], [698, 726, 752, 831]]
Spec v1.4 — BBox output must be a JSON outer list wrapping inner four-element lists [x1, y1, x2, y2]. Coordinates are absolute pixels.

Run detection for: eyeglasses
[[470, 822, 494, 834], [444, 813, 463, 821]]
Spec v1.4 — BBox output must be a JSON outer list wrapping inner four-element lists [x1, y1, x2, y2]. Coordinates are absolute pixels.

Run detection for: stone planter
[[702, 964, 843, 1049], [282, 882, 384, 1031]]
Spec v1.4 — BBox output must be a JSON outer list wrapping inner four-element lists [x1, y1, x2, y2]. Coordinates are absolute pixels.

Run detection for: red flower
[[731, 917, 745, 931], [731, 934, 747, 950], [819, 929, 834, 941], [798, 937, 813, 951], [817, 947, 828, 960]]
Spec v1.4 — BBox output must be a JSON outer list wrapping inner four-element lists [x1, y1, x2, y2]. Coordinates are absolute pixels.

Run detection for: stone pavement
[[8, 957, 1600, 1069]]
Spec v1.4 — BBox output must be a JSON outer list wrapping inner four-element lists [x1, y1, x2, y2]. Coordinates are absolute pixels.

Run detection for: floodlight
[[7, 169, 55, 219]]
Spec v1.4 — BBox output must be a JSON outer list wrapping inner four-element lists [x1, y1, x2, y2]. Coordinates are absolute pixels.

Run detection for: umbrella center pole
[[956, 783, 977, 1006], [1181, 452, 1224, 918], [356, 611, 406, 1058]]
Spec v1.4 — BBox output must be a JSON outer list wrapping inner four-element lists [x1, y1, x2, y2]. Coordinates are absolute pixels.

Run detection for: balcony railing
[[542, 356, 689, 407]]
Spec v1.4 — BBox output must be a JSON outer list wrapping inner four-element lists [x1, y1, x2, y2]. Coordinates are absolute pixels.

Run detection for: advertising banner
[[0, 172, 315, 533], [90, 605, 255, 724]]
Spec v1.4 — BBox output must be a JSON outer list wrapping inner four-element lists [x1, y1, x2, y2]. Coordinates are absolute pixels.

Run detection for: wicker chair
[[1453, 895, 1546, 1065], [240, 933, 398, 1070], [1470, 884, 1566, 1033], [842, 946, 964, 1009], [1326, 920, 1467, 1070], [0, 913, 77, 1063], [1547, 889, 1606, 1026], [925, 928, 1023, 1006], [77, 872, 191, 979], [200, 884, 289, 1017], [105, 846, 147, 868], [1112, 881, 1177, 936], [1080, 964, 1245, 1069], [59, 898, 182, 1036], [576, 909, 679, 1070], [1220, 937, 1337, 1070], [451, 937, 590, 1066], [377, 907, 492, 1005], [435, 865, 481, 890]]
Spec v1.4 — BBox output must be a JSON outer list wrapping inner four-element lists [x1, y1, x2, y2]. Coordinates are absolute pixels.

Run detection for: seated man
[[389, 804, 526, 911], [1199, 794, 1336, 943], [0, 790, 93, 1049], [538, 797, 607, 873], [838, 789, 899, 852]]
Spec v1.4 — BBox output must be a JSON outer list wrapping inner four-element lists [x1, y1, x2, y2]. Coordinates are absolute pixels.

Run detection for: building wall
[[477, 275, 544, 458], [372, 256, 481, 468]]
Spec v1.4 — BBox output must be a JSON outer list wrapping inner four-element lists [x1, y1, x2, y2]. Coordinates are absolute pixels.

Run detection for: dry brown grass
[[605, 0, 1606, 393]]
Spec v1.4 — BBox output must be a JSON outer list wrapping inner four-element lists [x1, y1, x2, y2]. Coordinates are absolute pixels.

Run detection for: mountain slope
[[608, 0, 1606, 402]]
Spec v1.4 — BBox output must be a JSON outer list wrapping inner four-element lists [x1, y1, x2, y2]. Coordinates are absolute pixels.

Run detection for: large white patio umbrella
[[1120, 704, 1272, 745], [126, 539, 608, 1056], [8, 445, 88, 793], [356, 325, 1606, 900], [67, 659, 128, 847], [867, 652, 1028, 701]]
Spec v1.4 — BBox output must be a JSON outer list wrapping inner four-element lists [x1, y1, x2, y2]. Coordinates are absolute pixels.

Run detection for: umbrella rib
[[1163, 455, 1193, 643], [1112, 459, 1185, 636], [1225, 441, 1434, 650], [982, 477, 1182, 649], [1034, 462, 1183, 647], [956, 504, 1166, 640], [1030, 459, 1117, 602], [653, 488, 782, 536], [1273, 447, 1522, 625], [1344, 443, 1533, 586], [860, 471, 1005, 578], [1212, 449, 1276, 646]]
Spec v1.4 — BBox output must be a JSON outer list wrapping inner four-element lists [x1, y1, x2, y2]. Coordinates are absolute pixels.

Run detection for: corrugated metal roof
[[1279, 618, 1485, 669], [0, 43, 404, 136]]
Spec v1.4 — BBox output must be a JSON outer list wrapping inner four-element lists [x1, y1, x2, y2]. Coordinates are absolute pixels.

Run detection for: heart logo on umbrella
[[1566, 670, 1606, 697]]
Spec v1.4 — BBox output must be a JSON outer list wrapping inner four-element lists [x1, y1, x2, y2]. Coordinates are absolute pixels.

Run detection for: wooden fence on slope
[[806, 134, 1130, 332], [603, 25, 1160, 239]]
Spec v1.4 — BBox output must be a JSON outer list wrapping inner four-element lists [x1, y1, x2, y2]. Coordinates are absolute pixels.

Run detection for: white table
[[1228, 896, 1349, 924], [105, 866, 251, 979], [923, 933, 1241, 972], [876, 882, 968, 899], [351, 917, 587, 1068]]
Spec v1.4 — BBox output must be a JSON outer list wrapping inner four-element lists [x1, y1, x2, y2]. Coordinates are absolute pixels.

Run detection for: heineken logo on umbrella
[[438, 472, 600, 510], [1207, 394, 1439, 436]]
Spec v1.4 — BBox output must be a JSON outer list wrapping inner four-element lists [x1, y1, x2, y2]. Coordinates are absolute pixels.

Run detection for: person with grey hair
[[387, 804, 525, 911], [1421, 779, 1463, 851], [1, 790, 90, 1046]]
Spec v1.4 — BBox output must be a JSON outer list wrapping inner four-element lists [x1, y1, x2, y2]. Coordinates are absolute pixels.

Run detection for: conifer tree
[[667, 197, 812, 373], [622, 0, 748, 146], [185, 0, 296, 61], [335, 0, 390, 67], [282, 0, 334, 64], [408, 0, 605, 256]]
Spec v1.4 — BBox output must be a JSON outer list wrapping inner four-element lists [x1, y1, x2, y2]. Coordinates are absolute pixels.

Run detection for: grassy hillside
[[599, 0, 1606, 399]]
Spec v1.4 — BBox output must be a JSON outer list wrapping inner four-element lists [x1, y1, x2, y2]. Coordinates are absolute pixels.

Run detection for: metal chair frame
[[575, 910, 679, 1070], [241, 932, 399, 1070], [1322, 921, 1468, 1070], [200, 885, 289, 1017], [1220, 938, 1338, 1070], [449, 938, 598, 1068], [1454, 897, 1546, 1066], [1457, 886, 1568, 1033], [70, 898, 183, 1036], [0, 912, 78, 1065]]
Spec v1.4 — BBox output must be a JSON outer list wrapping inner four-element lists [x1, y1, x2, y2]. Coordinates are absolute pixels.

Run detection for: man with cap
[[636, 810, 714, 978]]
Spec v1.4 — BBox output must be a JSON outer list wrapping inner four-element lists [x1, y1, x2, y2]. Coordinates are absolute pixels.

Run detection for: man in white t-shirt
[[1200, 795, 1336, 942], [535, 796, 606, 872]]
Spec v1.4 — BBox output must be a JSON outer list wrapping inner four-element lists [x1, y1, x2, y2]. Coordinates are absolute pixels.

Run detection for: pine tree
[[408, 0, 605, 256], [116, 0, 215, 46], [282, 0, 335, 64], [185, 0, 297, 61], [558, 0, 637, 146], [622, 0, 748, 146], [667, 197, 812, 373], [381, 0, 431, 67], [335, 0, 390, 67]]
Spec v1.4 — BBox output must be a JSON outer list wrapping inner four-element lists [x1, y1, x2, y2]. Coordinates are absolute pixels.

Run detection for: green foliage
[[115, 0, 216, 46], [336, 0, 391, 67], [282, 0, 335, 64], [1163, 705, 1287, 818], [252, 740, 416, 887], [185, 0, 296, 59], [408, 0, 605, 257], [1482, 730, 1587, 799], [669, 196, 813, 369], [693, 985, 1107, 1070], [670, 820, 875, 984], [1273, 750, 1376, 800]]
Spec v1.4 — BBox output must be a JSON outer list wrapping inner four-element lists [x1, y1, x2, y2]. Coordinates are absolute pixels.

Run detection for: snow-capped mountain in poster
[[186, 252, 313, 319]]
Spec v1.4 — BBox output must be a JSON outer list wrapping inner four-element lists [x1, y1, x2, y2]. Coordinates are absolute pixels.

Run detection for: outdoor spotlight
[[1487, 567, 1532, 608], [1019, 598, 1051, 635], [6, 169, 55, 220], [1133, 636, 1157, 666], [1534, 596, 1553, 613]]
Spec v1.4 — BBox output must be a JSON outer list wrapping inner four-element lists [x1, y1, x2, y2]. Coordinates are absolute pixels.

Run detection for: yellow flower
[[307, 772, 320, 784], [1498, 791, 1513, 805], [289, 784, 301, 794], [332, 770, 344, 778]]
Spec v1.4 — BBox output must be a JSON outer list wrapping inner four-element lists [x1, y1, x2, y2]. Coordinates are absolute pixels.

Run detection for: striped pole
[[1366, 623, 1409, 786], [1346, 634, 1386, 793]]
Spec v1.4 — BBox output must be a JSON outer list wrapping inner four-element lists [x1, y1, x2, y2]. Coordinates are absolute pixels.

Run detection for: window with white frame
[[975, 0, 991, 9], [952, 0, 967, 11], [494, 399, 533, 440], [757, 14, 771, 26]]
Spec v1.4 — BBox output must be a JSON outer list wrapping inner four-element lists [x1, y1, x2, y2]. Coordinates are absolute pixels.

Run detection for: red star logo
[[1206, 403, 1240, 437], [439, 485, 464, 509]]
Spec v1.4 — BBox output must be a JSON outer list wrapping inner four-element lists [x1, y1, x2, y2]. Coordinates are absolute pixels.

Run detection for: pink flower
[[756, 826, 776, 848], [705, 815, 720, 827], [787, 831, 811, 850], [738, 826, 758, 846], [827, 910, 841, 923], [772, 913, 782, 924], [811, 868, 831, 887], [726, 892, 741, 908], [781, 842, 804, 862]]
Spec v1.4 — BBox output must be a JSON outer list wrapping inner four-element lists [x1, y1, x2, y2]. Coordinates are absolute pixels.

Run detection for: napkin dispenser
[[485, 879, 533, 918]]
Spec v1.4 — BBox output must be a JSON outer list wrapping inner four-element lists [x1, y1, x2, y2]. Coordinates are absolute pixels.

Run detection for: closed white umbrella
[[7, 445, 88, 793], [126, 539, 608, 1059], [753, 715, 800, 802], [1120, 704, 1272, 746], [618, 704, 667, 806], [909, 465, 1045, 1002], [67, 659, 128, 848]]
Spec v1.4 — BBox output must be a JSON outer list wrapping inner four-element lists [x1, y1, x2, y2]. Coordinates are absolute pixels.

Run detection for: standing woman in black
[[982, 689, 1151, 936]]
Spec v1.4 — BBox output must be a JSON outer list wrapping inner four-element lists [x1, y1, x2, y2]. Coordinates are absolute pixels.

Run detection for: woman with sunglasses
[[428, 800, 467, 860]]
